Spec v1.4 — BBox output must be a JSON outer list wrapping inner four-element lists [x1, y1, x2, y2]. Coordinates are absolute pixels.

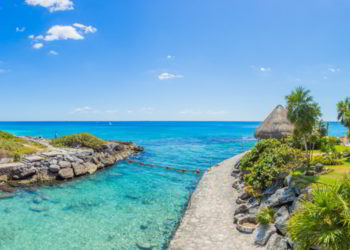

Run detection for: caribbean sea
[[0, 122, 346, 250]]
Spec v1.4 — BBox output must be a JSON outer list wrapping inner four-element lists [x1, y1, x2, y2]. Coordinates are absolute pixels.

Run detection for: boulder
[[12, 167, 37, 180], [284, 175, 293, 187], [239, 191, 251, 200], [58, 168, 74, 179], [234, 204, 248, 215], [234, 159, 241, 169], [255, 224, 276, 246], [315, 163, 324, 173], [288, 198, 302, 214], [266, 234, 289, 250], [265, 187, 296, 207], [72, 163, 88, 176], [233, 213, 246, 224], [84, 162, 98, 174], [275, 206, 289, 235], [48, 164, 60, 173], [58, 161, 71, 169]]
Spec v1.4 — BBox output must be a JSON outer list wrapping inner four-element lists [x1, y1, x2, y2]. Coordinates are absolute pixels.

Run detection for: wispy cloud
[[140, 107, 155, 114], [179, 110, 227, 116], [48, 50, 59, 55], [71, 106, 92, 114], [166, 55, 175, 60], [251, 65, 272, 72], [32, 43, 44, 49], [0, 69, 10, 73], [16, 27, 26, 32], [158, 72, 183, 80], [328, 67, 340, 73], [25, 0, 74, 12]]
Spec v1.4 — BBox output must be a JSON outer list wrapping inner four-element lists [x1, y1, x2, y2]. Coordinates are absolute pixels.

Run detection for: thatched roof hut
[[255, 105, 294, 140]]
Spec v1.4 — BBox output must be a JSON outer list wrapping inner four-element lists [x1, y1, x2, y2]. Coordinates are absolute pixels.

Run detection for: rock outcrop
[[0, 137, 143, 187]]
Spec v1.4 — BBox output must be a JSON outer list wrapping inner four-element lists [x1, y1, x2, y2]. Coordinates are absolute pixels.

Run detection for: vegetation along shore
[[0, 132, 143, 192], [171, 87, 350, 250]]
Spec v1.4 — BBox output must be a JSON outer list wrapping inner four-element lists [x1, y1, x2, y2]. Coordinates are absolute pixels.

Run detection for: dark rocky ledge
[[0, 136, 144, 188]]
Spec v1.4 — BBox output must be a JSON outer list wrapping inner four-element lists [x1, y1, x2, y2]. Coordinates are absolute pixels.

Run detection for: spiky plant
[[287, 175, 350, 250], [337, 97, 350, 137]]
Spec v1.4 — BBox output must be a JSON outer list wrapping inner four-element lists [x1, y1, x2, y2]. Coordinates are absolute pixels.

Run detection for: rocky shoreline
[[0, 136, 143, 191]]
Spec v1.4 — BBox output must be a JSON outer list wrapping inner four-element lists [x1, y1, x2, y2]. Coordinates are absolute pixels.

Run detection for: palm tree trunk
[[304, 136, 309, 170]]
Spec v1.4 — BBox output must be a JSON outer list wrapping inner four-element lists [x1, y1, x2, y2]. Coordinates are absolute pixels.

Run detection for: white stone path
[[169, 153, 261, 250]]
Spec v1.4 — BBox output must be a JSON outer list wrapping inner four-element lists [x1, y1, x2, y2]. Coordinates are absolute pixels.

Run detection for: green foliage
[[0, 131, 46, 159], [256, 207, 276, 225], [312, 155, 341, 166], [337, 97, 350, 137], [320, 136, 341, 154], [287, 175, 350, 250], [13, 153, 21, 162], [240, 138, 305, 193], [285, 87, 322, 168], [51, 133, 107, 151]]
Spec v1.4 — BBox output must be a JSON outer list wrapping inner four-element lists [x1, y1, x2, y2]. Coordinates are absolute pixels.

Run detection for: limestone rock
[[84, 162, 98, 174], [12, 167, 37, 180], [275, 206, 289, 235], [254, 224, 276, 246], [239, 191, 251, 200], [236, 216, 257, 234], [49, 165, 60, 173], [58, 168, 74, 179], [58, 161, 71, 169], [72, 163, 88, 176], [265, 187, 296, 207], [234, 204, 248, 215], [266, 234, 289, 250]]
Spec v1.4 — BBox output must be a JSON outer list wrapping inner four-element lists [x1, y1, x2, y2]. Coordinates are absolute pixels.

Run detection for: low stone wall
[[0, 140, 143, 187]]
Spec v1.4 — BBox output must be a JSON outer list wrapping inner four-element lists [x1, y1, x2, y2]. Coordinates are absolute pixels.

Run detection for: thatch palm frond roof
[[255, 105, 294, 139]]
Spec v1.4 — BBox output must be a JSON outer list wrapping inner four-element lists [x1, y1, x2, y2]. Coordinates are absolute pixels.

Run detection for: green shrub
[[51, 133, 107, 151], [13, 153, 21, 162], [287, 175, 350, 250], [240, 138, 305, 194], [312, 155, 341, 166], [256, 207, 276, 225]]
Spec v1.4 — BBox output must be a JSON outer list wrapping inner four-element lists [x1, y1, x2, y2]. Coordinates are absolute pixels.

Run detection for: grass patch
[[51, 133, 107, 151], [0, 131, 47, 159]]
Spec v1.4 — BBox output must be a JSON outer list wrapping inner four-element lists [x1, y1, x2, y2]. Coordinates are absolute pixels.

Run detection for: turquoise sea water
[[0, 122, 347, 250]]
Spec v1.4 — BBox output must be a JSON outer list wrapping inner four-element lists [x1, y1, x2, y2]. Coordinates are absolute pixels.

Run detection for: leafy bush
[[312, 155, 341, 166], [240, 139, 305, 194], [287, 175, 350, 250], [51, 133, 107, 151], [256, 207, 276, 225]]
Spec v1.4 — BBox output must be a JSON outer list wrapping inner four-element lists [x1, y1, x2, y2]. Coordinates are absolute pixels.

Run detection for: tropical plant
[[240, 138, 305, 194], [287, 175, 350, 250], [256, 207, 276, 225], [337, 97, 350, 137], [285, 87, 322, 168]]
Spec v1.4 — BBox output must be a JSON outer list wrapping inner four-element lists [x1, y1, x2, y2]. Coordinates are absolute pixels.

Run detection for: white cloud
[[32, 24, 97, 43], [25, 0, 74, 12], [328, 67, 340, 73], [0, 69, 10, 73], [140, 107, 155, 114], [43, 25, 84, 41], [158, 72, 183, 80], [73, 23, 97, 34], [166, 55, 175, 60], [32, 43, 44, 49], [259, 67, 271, 72], [179, 110, 227, 116], [71, 106, 92, 114], [16, 27, 26, 32], [48, 50, 59, 55]]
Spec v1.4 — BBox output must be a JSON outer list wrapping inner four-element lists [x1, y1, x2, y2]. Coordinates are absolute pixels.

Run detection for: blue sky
[[0, 0, 349, 121]]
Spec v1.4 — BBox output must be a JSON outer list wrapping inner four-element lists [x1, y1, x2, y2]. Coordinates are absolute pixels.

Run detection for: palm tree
[[337, 97, 350, 137], [285, 87, 321, 167]]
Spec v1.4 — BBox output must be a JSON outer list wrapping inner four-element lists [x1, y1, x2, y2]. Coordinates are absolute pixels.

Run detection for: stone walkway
[[169, 153, 261, 250]]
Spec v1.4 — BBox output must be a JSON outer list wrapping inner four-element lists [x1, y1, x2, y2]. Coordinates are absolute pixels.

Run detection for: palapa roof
[[255, 105, 294, 139]]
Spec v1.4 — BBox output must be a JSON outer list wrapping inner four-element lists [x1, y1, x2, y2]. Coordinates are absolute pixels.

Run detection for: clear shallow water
[[0, 122, 346, 250]]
